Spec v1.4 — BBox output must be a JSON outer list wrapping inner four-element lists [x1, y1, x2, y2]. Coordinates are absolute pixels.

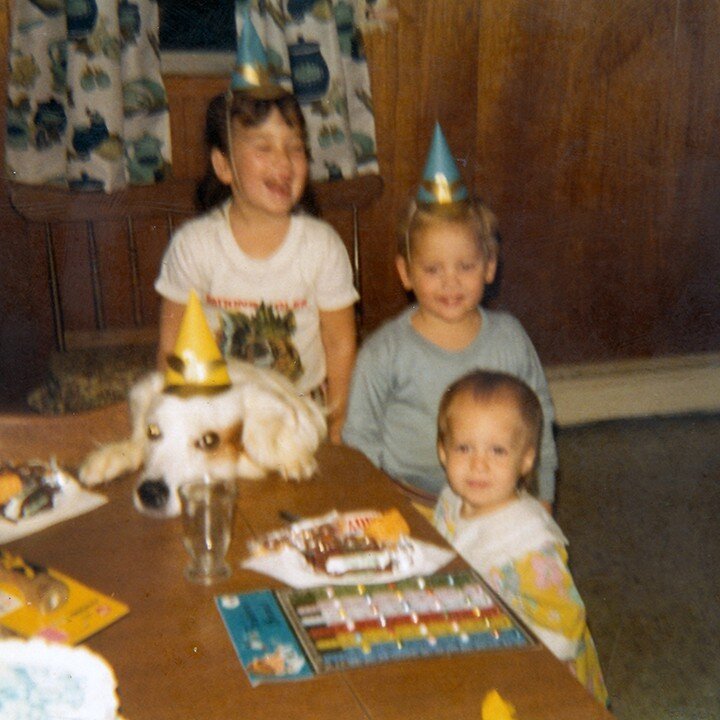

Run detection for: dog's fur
[[79, 360, 327, 517]]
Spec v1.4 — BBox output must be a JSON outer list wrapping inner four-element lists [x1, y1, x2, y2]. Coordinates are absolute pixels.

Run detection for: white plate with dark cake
[[243, 509, 455, 588]]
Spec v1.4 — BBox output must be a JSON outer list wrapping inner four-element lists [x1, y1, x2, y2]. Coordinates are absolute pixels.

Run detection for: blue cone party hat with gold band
[[164, 290, 232, 396], [416, 123, 469, 209], [231, 8, 287, 99]]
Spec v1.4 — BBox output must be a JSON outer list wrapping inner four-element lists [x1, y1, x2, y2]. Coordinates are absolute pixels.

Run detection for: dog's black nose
[[137, 479, 170, 509]]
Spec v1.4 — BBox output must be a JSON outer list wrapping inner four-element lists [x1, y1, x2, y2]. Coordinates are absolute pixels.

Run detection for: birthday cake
[[249, 509, 412, 577], [0, 639, 122, 720]]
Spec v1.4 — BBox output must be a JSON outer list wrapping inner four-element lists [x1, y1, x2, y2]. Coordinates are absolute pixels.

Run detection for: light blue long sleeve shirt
[[342, 306, 558, 501]]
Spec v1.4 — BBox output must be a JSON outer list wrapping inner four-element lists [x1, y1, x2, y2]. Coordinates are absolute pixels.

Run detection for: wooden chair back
[[9, 175, 383, 353], [9, 181, 197, 352]]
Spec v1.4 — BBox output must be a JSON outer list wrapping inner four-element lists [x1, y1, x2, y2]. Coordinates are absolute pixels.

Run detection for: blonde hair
[[397, 197, 499, 263], [437, 370, 542, 490]]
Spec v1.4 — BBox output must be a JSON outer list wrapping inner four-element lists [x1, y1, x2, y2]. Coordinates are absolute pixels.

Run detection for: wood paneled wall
[[360, 0, 720, 362], [472, 1, 720, 361], [2, 0, 720, 401]]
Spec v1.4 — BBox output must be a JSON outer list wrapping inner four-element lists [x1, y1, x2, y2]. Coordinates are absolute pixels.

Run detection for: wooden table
[[1, 406, 614, 720]]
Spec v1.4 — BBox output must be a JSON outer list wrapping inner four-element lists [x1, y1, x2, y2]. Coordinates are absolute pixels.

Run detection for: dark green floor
[[555, 413, 720, 720]]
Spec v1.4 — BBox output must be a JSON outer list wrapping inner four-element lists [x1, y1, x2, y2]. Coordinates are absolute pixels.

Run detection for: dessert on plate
[[0, 459, 74, 522], [249, 509, 412, 576]]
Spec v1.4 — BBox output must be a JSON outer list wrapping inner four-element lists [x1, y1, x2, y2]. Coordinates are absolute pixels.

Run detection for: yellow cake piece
[[365, 508, 410, 543]]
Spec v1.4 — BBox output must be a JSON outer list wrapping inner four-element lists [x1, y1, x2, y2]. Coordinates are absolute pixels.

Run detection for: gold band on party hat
[[232, 64, 288, 100], [164, 290, 231, 396], [418, 175, 468, 209], [416, 123, 469, 211], [164, 356, 231, 397]]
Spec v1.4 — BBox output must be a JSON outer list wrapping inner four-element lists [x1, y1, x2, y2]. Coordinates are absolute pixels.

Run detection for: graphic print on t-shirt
[[219, 303, 303, 382]]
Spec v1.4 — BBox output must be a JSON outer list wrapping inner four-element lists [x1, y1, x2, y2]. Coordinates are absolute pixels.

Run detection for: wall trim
[[546, 353, 720, 426], [161, 51, 233, 76]]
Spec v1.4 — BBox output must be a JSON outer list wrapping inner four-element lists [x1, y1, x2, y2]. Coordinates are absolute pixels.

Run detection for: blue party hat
[[416, 123, 469, 208], [231, 10, 286, 99]]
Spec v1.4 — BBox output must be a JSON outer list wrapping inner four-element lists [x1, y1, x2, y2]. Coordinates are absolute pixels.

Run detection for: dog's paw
[[242, 414, 321, 482], [277, 453, 319, 482], [78, 441, 143, 486]]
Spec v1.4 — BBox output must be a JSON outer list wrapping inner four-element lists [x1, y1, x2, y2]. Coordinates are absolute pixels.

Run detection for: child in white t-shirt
[[156, 82, 357, 442]]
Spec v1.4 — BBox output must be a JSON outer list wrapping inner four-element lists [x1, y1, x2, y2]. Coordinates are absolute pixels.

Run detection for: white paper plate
[[242, 538, 456, 588], [0, 638, 121, 720], [0, 480, 107, 543]]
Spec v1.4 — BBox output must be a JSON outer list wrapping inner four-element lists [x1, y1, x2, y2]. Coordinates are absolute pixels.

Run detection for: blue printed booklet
[[216, 572, 534, 687], [216, 590, 314, 686]]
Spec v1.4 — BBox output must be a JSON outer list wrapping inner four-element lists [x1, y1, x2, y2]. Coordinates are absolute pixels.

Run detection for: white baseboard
[[546, 353, 720, 426]]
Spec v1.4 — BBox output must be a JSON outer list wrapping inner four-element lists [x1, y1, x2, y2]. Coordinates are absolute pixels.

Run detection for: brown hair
[[196, 90, 308, 211], [437, 370, 542, 488], [397, 197, 499, 264]]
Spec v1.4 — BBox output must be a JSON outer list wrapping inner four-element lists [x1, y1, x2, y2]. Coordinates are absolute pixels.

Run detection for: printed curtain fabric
[[242, 0, 379, 181], [6, 0, 171, 192]]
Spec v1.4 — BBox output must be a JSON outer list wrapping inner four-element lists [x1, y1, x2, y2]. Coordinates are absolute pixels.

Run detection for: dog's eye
[[195, 432, 220, 450], [146, 424, 162, 441]]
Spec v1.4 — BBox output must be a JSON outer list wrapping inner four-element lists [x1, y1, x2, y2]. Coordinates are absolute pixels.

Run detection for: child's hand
[[320, 305, 357, 446], [327, 418, 344, 445]]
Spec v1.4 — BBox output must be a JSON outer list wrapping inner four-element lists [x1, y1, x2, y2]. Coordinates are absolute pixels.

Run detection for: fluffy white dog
[[79, 360, 327, 517]]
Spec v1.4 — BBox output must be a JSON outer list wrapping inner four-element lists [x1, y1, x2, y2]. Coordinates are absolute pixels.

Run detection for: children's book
[[0, 549, 129, 644], [216, 570, 535, 687]]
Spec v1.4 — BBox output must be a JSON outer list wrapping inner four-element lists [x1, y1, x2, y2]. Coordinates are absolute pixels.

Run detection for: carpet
[[555, 413, 720, 720]]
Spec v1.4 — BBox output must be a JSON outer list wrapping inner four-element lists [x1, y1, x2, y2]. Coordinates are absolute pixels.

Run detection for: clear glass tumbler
[[178, 477, 237, 585]]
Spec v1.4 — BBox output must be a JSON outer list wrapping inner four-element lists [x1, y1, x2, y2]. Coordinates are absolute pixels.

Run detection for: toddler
[[342, 124, 557, 504], [433, 369, 608, 706], [155, 16, 358, 441]]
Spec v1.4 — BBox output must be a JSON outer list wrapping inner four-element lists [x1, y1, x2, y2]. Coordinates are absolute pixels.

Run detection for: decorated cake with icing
[[0, 639, 122, 720]]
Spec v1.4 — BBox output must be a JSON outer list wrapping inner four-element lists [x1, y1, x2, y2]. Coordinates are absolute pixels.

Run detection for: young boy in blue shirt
[[342, 124, 557, 508]]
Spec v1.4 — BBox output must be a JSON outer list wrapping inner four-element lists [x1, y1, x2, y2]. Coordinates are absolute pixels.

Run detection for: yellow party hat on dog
[[164, 290, 232, 395]]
